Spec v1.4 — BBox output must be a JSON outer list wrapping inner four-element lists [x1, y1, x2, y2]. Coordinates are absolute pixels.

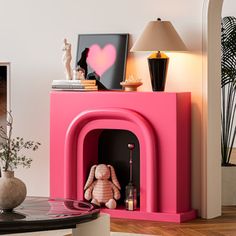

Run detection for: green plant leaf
[[221, 16, 236, 165]]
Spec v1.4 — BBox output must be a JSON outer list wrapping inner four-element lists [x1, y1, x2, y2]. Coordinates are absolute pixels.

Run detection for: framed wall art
[[76, 34, 129, 90], [0, 65, 7, 130]]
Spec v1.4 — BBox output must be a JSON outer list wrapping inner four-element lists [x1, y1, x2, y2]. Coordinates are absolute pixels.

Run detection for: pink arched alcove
[[64, 108, 157, 213], [50, 91, 196, 222]]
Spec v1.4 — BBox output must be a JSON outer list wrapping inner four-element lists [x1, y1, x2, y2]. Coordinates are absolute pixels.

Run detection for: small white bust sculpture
[[62, 38, 72, 80]]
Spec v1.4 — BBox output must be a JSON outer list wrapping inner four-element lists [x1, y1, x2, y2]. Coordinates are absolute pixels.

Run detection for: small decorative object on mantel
[[125, 143, 137, 211], [0, 111, 41, 212], [73, 66, 86, 80], [62, 38, 73, 80], [84, 164, 121, 209], [120, 75, 143, 92]]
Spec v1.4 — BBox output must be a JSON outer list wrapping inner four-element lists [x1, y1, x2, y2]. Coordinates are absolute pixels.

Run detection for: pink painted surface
[[101, 208, 197, 223], [50, 91, 194, 222], [64, 108, 157, 212]]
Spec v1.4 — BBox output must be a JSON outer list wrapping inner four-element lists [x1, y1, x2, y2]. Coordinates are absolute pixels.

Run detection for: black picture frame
[[76, 34, 129, 90], [0, 65, 7, 127]]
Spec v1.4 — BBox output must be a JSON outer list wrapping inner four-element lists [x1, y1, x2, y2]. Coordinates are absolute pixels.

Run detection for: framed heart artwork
[[76, 34, 129, 90]]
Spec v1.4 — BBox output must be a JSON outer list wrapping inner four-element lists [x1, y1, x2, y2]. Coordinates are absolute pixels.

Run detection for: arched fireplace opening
[[98, 129, 140, 207], [80, 128, 140, 208], [64, 108, 157, 213]]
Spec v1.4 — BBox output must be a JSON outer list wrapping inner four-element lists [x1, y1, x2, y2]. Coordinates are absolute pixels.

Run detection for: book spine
[[52, 84, 98, 89], [52, 80, 96, 85], [52, 88, 98, 91]]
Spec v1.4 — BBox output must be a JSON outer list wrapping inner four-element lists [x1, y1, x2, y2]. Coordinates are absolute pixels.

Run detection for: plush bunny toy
[[84, 164, 121, 209]]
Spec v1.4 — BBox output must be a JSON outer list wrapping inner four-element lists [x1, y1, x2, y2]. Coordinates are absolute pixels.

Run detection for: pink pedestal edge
[[101, 208, 197, 223]]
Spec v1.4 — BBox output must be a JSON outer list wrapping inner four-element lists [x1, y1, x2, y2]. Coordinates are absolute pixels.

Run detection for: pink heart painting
[[87, 44, 117, 76]]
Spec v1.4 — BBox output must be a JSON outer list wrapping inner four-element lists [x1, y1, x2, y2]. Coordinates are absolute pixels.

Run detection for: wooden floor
[[111, 206, 236, 236]]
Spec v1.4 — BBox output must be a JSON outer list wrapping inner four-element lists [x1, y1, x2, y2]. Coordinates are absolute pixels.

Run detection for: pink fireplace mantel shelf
[[50, 91, 196, 223]]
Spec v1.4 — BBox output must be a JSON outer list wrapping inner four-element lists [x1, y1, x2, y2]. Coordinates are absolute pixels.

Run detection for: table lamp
[[131, 18, 187, 91]]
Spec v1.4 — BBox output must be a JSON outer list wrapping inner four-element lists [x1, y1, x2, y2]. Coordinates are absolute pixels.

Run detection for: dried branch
[[0, 111, 41, 171]]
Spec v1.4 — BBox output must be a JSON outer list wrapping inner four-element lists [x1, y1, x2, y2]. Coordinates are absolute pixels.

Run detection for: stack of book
[[51, 80, 98, 91]]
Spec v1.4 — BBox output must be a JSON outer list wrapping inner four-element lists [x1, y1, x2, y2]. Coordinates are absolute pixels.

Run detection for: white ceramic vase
[[0, 171, 26, 212]]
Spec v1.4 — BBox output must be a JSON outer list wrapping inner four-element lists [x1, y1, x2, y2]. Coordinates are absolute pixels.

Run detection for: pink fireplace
[[50, 91, 196, 222]]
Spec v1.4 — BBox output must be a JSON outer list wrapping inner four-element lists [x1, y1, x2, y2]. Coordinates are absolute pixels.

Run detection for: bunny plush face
[[95, 164, 110, 180]]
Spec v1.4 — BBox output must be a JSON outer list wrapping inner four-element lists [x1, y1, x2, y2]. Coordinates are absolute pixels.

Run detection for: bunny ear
[[84, 165, 97, 190], [108, 165, 121, 190]]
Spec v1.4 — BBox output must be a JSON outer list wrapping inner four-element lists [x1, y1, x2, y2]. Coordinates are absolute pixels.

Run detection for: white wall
[[223, 0, 236, 16], [0, 0, 203, 212], [222, 0, 236, 147]]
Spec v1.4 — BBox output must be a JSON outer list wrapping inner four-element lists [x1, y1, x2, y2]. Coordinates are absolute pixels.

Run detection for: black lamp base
[[148, 52, 169, 91]]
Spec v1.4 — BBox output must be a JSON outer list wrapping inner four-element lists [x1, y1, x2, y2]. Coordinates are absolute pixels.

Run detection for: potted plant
[[0, 111, 41, 211], [221, 16, 236, 205]]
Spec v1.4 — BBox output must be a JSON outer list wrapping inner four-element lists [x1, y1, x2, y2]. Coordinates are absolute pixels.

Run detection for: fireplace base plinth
[[101, 208, 197, 223]]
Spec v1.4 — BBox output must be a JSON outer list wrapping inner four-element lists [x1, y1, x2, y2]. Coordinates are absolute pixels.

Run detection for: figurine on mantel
[[84, 164, 121, 209], [62, 38, 72, 80], [73, 66, 86, 80]]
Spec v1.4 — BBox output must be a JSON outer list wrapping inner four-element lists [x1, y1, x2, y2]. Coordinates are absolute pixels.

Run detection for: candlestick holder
[[125, 143, 137, 211]]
